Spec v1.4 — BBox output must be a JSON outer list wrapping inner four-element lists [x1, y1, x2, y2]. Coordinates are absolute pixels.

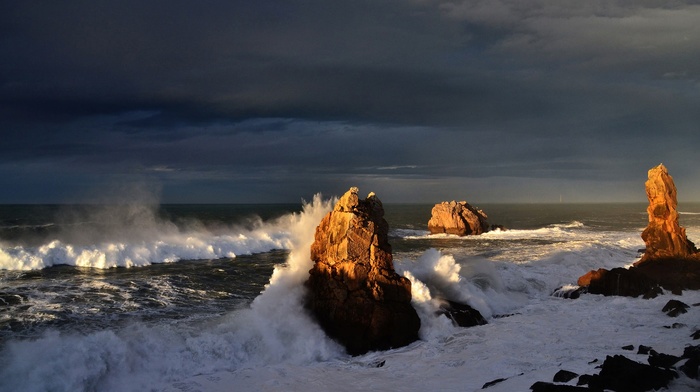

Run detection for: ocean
[[1, 198, 699, 391]]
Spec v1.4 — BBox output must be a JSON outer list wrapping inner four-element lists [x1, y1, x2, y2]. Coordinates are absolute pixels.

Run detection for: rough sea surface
[[1, 199, 699, 391]]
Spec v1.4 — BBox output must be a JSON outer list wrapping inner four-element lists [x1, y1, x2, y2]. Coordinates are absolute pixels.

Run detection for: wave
[[0, 206, 307, 271], [0, 230, 292, 271], [396, 221, 587, 242], [397, 249, 524, 329], [0, 194, 342, 391], [550, 220, 585, 229]]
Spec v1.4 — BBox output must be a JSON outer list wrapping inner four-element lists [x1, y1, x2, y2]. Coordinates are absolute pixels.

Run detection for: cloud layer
[[1, 1, 698, 202]]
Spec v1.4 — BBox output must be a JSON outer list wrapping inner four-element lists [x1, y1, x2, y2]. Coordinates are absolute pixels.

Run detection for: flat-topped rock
[[428, 200, 489, 236]]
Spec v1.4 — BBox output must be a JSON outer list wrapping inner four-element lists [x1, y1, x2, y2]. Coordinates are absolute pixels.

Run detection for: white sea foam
[[397, 249, 526, 320], [398, 221, 588, 241], [0, 219, 294, 271]]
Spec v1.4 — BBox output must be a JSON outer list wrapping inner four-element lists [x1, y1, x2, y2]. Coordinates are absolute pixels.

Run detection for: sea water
[[1, 199, 699, 391]]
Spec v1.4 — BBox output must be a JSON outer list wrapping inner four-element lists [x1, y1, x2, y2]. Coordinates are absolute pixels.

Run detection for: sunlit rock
[[577, 164, 700, 297], [637, 163, 698, 264], [428, 200, 489, 236], [305, 187, 420, 355]]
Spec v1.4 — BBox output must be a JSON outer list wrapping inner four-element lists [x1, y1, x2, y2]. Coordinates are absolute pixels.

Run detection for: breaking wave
[[0, 206, 297, 271]]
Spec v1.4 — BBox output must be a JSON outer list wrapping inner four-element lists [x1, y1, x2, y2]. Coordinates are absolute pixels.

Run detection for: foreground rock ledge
[[305, 187, 420, 355], [428, 200, 489, 236]]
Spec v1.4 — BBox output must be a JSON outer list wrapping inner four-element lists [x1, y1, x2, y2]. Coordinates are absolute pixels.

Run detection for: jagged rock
[[680, 357, 700, 379], [305, 187, 420, 355], [637, 164, 698, 264], [680, 345, 700, 379], [588, 355, 677, 392], [428, 200, 489, 236], [638, 345, 652, 355], [648, 350, 681, 369], [662, 299, 689, 317], [436, 299, 487, 327], [576, 374, 594, 386]]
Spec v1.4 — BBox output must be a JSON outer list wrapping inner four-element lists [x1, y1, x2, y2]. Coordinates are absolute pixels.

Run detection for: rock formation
[[436, 299, 487, 327], [576, 164, 700, 297], [576, 267, 662, 298], [637, 164, 698, 264], [428, 200, 489, 236], [305, 187, 420, 355]]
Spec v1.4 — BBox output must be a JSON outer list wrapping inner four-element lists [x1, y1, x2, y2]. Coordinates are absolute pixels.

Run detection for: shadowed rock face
[[427, 201, 488, 236], [305, 187, 420, 355], [638, 164, 697, 264]]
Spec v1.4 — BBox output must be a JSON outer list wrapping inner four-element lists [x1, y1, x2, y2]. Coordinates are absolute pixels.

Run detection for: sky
[[1, 0, 699, 204]]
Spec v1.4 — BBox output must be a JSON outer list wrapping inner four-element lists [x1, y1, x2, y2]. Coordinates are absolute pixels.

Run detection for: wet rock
[[305, 187, 420, 355], [588, 355, 677, 392], [680, 358, 700, 380], [576, 374, 593, 386], [551, 285, 587, 299], [647, 350, 681, 369], [577, 267, 661, 298], [436, 299, 487, 327], [662, 299, 689, 317], [680, 345, 700, 379], [427, 200, 489, 236], [553, 370, 578, 383], [638, 345, 652, 355]]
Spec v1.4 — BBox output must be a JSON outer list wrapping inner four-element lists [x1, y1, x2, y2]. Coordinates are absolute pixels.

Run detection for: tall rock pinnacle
[[637, 164, 697, 264]]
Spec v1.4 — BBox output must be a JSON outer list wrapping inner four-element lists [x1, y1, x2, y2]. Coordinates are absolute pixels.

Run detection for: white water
[[0, 217, 294, 271], [1, 198, 699, 392]]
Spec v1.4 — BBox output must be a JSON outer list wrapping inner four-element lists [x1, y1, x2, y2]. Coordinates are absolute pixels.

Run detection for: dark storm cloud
[[1, 0, 699, 202]]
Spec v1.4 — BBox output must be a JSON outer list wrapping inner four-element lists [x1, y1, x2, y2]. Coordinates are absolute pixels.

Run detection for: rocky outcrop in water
[[637, 164, 698, 264], [576, 267, 662, 298], [437, 299, 487, 327], [305, 187, 420, 355], [576, 165, 700, 297], [428, 201, 489, 236]]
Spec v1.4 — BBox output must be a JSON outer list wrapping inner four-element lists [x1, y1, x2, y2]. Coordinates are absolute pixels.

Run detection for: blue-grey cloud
[[1, 1, 699, 203]]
